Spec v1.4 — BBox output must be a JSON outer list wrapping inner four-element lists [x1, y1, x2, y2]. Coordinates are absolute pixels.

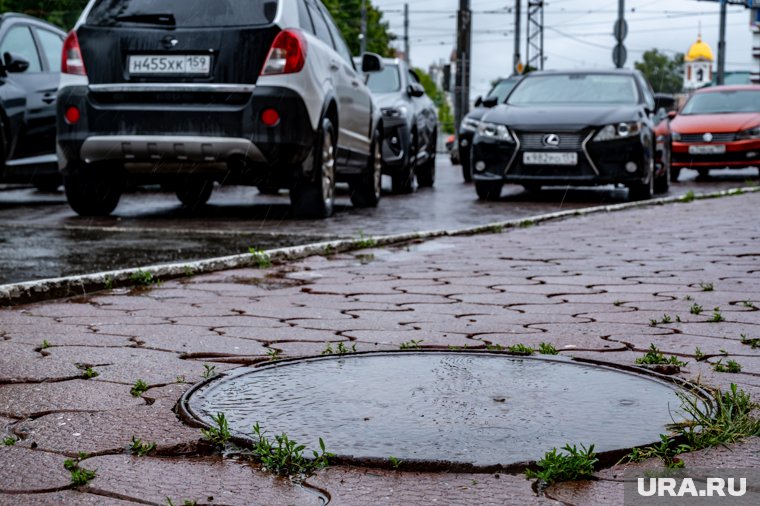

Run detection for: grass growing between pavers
[[64, 453, 96, 486], [525, 443, 598, 486], [635, 344, 687, 368]]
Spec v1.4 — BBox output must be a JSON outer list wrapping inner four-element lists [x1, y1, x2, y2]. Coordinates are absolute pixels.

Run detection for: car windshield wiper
[[114, 13, 176, 26]]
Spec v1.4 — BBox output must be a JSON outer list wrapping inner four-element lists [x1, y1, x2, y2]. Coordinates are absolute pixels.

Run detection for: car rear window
[[508, 74, 639, 106], [681, 90, 760, 115], [87, 0, 279, 27]]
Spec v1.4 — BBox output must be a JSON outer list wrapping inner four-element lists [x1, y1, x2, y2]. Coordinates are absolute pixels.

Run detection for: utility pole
[[613, 0, 627, 68], [526, 0, 545, 71], [404, 3, 410, 64], [454, 0, 472, 132], [717, 0, 727, 84], [360, 0, 367, 55], [513, 0, 522, 74]]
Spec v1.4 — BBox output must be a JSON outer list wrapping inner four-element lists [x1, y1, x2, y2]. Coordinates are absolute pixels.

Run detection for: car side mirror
[[474, 96, 483, 107], [667, 110, 677, 120], [361, 52, 383, 73], [407, 83, 424, 98], [3, 52, 30, 74], [482, 96, 498, 108]]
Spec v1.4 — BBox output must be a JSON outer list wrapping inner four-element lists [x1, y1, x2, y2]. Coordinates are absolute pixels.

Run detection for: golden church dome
[[685, 36, 715, 62]]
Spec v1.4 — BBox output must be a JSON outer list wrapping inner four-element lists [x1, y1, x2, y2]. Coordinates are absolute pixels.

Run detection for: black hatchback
[[0, 13, 65, 191]]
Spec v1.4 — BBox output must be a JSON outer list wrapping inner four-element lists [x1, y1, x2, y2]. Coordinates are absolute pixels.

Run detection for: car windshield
[[87, 0, 278, 27], [367, 64, 401, 93], [486, 79, 519, 102], [507, 74, 640, 106], [680, 90, 760, 115]]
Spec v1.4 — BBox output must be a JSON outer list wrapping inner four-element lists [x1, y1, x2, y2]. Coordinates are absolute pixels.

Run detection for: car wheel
[[350, 128, 382, 208], [522, 184, 542, 193], [176, 178, 214, 208], [654, 163, 670, 194], [475, 180, 503, 201], [627, 164, 654, 201], [64, 168, 123, 217], [291, 117, 336, 219], [33, 176, 62, 193], [697, 168, 710, 178], [670, 166, 681, 183], [257, 185, 280, 195], [416, 130, 436, 188], [391, 130, 416, 194]]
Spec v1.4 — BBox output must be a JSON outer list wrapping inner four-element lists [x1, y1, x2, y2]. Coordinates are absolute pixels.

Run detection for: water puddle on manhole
[[183, 352, 696, 469]]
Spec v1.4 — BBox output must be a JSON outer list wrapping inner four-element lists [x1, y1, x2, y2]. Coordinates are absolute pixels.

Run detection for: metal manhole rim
[[176, 350, 714, 474]]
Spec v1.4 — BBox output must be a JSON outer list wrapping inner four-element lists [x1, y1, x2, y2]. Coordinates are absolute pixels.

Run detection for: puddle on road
[[184, 352, 695, 469]]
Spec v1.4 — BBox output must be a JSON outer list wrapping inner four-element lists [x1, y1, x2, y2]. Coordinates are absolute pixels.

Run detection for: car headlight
[[476, 122, 515, 143], [461, 117, 480, 132], [736, 126, 760, 140], [656, 135, 665, 142], [381, 106, 408, 118], [593, 121, 642, 142], [671, 131, 682, 142]]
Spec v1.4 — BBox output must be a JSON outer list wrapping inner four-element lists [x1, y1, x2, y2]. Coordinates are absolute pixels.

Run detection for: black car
[[366, 58, 438, 193], [458, 75, 521, 182], [0, 13, 65, 191], [471, 70, 658, 201]]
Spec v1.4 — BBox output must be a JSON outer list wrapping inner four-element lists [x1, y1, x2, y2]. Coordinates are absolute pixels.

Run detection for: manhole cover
[[182, 352, 696, 469]]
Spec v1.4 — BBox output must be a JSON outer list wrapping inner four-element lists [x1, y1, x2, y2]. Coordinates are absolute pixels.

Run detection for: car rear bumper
[[57, 84, 316, 177], [671, 140, 760, 168], [472, 134, 651, 186]]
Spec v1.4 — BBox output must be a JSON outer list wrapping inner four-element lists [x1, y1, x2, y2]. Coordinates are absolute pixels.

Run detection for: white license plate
[[689, 145, 726, 155], [128, 55, 211, 75], [523, 152, 578, 166]]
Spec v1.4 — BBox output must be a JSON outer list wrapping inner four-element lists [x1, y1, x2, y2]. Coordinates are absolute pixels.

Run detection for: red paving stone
[[0, 193, 759, 504]]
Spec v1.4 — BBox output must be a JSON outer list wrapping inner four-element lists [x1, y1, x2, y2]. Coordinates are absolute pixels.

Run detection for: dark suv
[[0, 13, 64, 191], [57, 0, 383, 218]]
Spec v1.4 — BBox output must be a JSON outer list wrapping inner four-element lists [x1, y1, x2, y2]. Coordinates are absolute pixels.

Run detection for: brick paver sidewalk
[[1, 193, 759, 505]]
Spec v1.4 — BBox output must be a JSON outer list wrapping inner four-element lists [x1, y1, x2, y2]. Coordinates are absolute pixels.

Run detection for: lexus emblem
[[703, 132, 713, 142], [162, 35, 179, 49], [543, 134, 561, 147]]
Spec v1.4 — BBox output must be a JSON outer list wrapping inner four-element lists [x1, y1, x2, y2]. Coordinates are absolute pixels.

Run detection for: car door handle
[[351, 80, 360, 87]]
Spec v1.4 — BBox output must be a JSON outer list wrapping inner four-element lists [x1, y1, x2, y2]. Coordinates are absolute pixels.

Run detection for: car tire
[[176, 178, 214, 208], [670, 166, 681, 182], [291, 117, 336, 219], [461, 146, 472, 183], [416, 129, 436, 188], [628, 165, 654, 201], [391, 131, 416, 194], [350, 128, 382, 208], [654, 163, 670, 194], [257, 185, 280, 195], [522, 184, 542, 193], [475, 180, 503, 201], [64, 169, 123, 217], [697, 168, 710, 178]]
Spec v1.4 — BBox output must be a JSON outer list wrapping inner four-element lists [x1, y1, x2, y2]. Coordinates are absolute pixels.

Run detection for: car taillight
[[62, 31, 87, 76], [261, 29, 307, 76]]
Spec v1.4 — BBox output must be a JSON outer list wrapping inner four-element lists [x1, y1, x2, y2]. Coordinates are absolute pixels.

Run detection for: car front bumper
[[671, 139, 760, 168], [380, 117, 411, 173]]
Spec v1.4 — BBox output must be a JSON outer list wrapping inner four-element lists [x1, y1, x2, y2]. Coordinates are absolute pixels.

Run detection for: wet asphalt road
[[0, 158, 757, 285]]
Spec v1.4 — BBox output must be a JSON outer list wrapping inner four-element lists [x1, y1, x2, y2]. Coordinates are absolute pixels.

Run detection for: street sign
[[614, 19, 628, 41], [613, 43, 627, 68]]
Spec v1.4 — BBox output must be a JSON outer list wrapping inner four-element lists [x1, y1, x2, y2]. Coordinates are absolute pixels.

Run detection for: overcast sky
[[373, 0, 756, 97]]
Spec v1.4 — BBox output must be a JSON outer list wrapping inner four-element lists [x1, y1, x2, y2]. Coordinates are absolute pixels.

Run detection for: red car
[[670, 85, 760, 179]]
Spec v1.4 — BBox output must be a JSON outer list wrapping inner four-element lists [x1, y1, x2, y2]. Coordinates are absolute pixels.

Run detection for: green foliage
[[248, 248, 273, 269], [266, 348, 282, 361], [689, 303, 703, 315], [202, 364, 218, 379], [399, 339, 423, 350], [519, 219, 536, 229], [525, 444, 597, 485], [130, 379, 149, 397], [82, 367, 99, 379], [0, 0, 88, 29], [713, 359, 742, 374], [681, 190, 696, 203], [201, 413, 231, 447], [708, 308, 725, 323], [129, 436, 156, 457], [694, 347, 705, 361], [252, 423, 333, 478], [635, 344, 687, 367], [64, 455, 96, 486], [625, 434, 688, 469], [323, 0, 394, 57], [634, 49, 685, 94], [322, 342, 357, 356], [538, 343, 558, 355], [129, 270, 160, 287], [356, 231, 377, 248], [699, 281, 714, 292], [414, 67, 454, 134], [389, 456, 402, 469], [2, 436, 17, 446], [741, 334, 760, 349], [507, 344, 534, 356], [40, 340, 51, 350]]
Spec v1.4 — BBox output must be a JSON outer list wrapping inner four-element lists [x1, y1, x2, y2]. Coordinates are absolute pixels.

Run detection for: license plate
[[128, 55, 211, 75], [689, 145, 726, 155], [523, 152, 578, 166]]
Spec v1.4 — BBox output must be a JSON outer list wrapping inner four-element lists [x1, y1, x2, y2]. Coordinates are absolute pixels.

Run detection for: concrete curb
[[2, 186, 758, 306]]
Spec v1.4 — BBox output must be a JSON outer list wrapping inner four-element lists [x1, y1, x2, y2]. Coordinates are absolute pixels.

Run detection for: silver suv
[[57, 0, 384, 218]]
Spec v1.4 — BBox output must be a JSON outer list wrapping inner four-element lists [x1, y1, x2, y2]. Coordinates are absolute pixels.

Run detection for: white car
[[57, 0, 384, 218]]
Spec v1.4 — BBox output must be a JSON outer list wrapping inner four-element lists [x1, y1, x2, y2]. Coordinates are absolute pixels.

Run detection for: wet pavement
[[0, 161, 756, 284], [1, 190, 759, 504]]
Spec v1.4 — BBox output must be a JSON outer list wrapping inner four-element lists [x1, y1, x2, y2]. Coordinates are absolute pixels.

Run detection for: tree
[[634, 49, 685, 94], [0, 0, 88, 29], [415, 67, 454, 134], [323, 0, 395, 57]]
